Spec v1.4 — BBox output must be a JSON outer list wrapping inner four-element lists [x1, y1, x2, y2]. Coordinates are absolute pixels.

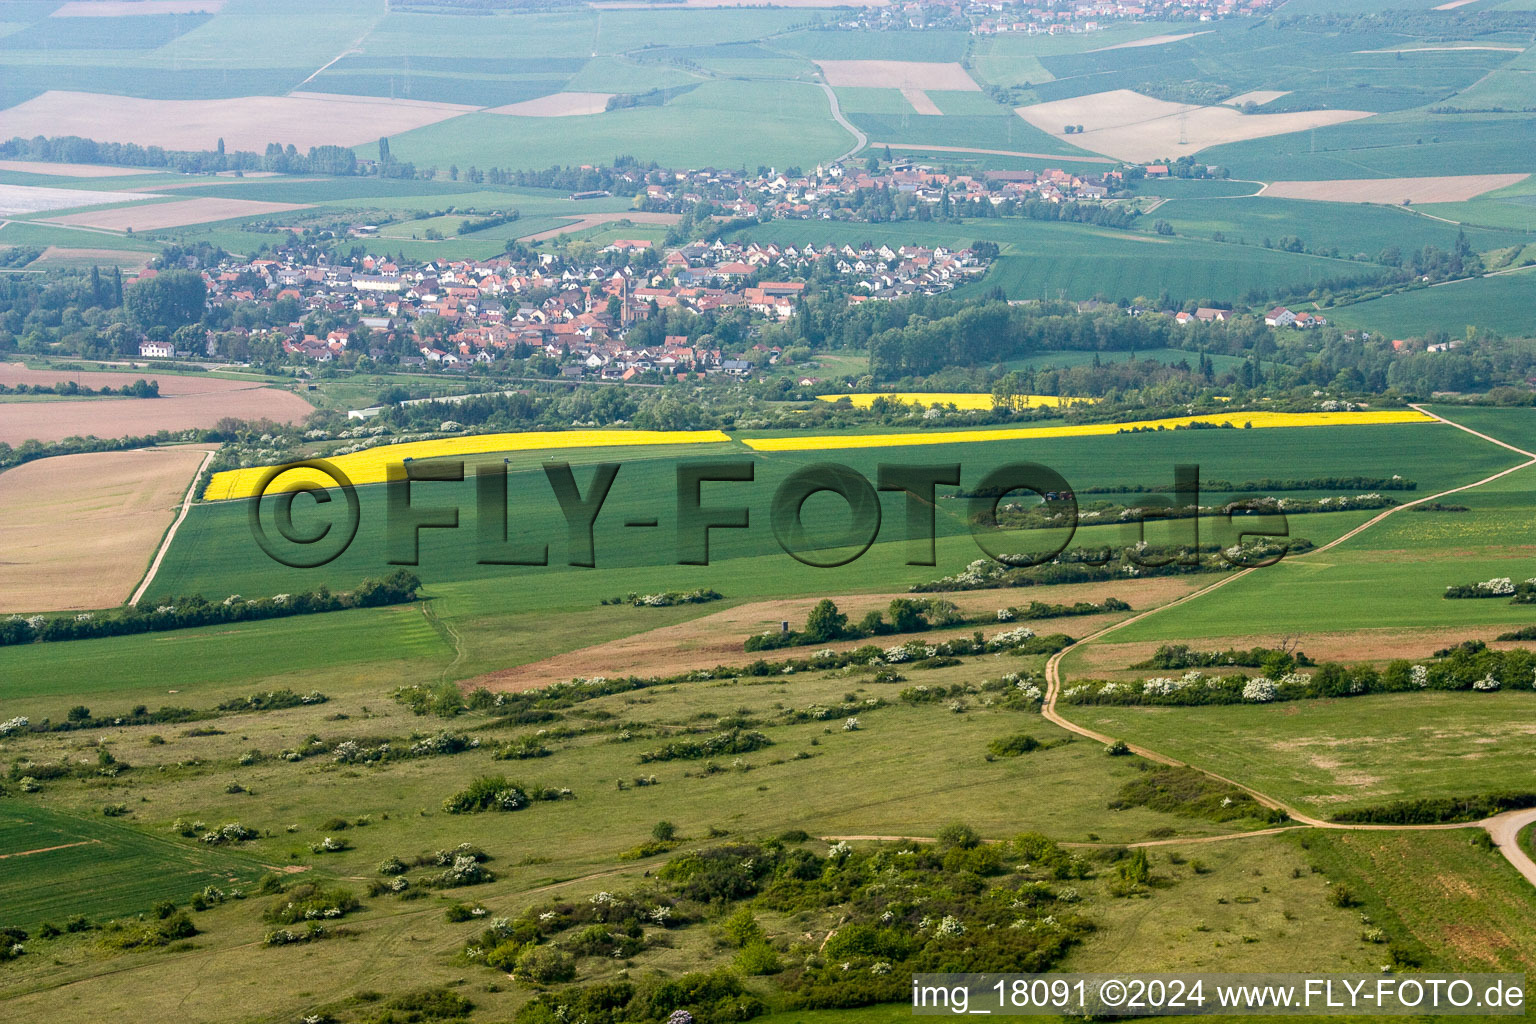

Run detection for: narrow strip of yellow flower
[[815, 392, 1093, 410], [203, 429, 733, 502], [740, 410, 1434, 452]]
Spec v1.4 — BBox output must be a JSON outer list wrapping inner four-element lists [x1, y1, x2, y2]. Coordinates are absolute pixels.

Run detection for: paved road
[[819, 81, 867, 165]]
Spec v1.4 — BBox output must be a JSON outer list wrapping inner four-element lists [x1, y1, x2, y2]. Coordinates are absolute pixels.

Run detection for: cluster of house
[[643, 162, 1123, 221], [135, 237, 988, 373], [1263, 306, 1329, 330], [821, 0, 1279, 35]]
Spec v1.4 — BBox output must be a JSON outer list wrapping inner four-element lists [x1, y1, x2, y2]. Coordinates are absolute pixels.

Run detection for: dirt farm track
[[0, 364, 312, 444]]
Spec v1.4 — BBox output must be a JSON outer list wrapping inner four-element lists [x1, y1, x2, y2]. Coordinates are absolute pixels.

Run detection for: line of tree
[[0, 135, 358, 176], [0, 571, 421, 647]]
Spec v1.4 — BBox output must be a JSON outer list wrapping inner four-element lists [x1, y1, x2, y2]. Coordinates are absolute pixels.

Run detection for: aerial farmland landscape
[[2, 0, 1536, 1022]]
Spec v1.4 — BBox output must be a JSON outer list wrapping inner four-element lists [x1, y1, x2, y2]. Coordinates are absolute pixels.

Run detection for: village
[[817, 0, 1282, 35], [137, 235, 992, 379], [632, 161, 1130, 221]]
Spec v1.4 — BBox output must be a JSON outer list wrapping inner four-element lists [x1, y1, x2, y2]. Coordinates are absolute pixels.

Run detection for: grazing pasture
[[0, 446, 210, 613], [1016, 89, 1373, 162], [1075, 692, 1536, 817]]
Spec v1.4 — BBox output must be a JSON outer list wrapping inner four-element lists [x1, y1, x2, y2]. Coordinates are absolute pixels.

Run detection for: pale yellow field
[[486, 93, 615, 117], [44, 197, 310, 231], [51, 0, 223, 13], [0, 91, 475, 152], [900, 88, 942, 116], [0, 160, 144, 177], [816, 60, 979, 91], [0, 447, 210, 613], [815, 392, 1093, 410], [1090, 31, 1211, 51], [1227, 90, 1290, 107], [203, 428, 734, 501], [742, 409, 1435, 452], [1262, 174, 1528, 204], [1016, 89, 1372, 162]]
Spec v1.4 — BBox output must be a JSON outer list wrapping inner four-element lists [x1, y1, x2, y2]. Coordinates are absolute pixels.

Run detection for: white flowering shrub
[[1242, 677, 1278, 702], [1473, 674, 1501, 691], [936, 915, 965, 936], [843, 717, 860, 731], [0, 716, 29, 737], [1410, 664, 1429, 689], [996, 608, 1015, 622]]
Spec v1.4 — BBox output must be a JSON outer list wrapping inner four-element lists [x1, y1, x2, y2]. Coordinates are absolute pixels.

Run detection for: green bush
[[515, 944, 576, 985], [735, 941, 781, 975], [987, 733, 1041, 757]]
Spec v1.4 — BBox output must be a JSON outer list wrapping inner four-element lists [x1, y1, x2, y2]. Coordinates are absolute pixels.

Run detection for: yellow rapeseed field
[[816, 392, 1093, 410], [740, 409, 1434, 452], [203, 429, 733, 501]]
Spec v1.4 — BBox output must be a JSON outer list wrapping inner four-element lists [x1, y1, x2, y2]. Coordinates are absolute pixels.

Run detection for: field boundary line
[[0, 838, 101, 860], [1037, 405, 1536, 876], [129, 447, 215, 607]]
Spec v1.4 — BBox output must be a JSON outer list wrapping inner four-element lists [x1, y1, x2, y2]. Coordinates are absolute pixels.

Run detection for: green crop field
[[1152, 197, 1532, 258], [1203, 112, 1536, 182], [0, 801, 266, 931], [1328, 267, 1536, 337], [729, 216, 1381, 303], [380, 79, 852, 174]]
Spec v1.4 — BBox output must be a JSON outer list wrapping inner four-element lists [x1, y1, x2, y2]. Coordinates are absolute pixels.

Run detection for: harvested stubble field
[[33, 246, 155, 270], [470, 576, 1201, 691], [0, 378, 311, 444], [0, 91, 477, 153], [0, 446, 211, 612], [487, 92, 615, 117], [1016, 89, 1372, 163], [0, 363, 259, 395], [43, 196, 310, 231], [1262, 174, 1529, 204]]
